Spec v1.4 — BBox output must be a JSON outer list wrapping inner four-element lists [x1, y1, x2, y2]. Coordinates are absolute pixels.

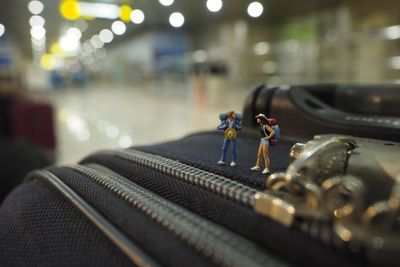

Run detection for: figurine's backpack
[[268, 118, 280, 146], [219, 112, 242, 127]]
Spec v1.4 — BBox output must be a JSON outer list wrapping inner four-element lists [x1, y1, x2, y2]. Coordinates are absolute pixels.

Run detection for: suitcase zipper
[[64, 164, 284, 267], [27, 170, 160, 267], [98, 149, 294, 226], [81, 149, 364, 267]]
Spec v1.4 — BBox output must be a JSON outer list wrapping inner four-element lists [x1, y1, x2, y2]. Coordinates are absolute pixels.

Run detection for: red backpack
[[267, 118, 280, 146]]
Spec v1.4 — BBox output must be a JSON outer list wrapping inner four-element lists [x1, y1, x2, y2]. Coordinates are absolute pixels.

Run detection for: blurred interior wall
[[71, 0, 400, 87]]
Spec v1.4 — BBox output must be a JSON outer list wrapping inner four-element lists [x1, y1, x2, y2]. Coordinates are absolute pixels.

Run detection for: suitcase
[[0, 84, 399, 267], [8, 98, 56, 152], [0, 94, 16, 137]]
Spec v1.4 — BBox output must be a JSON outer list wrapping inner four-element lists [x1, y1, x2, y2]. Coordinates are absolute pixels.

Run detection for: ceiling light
[[32, 37, 46, 46], [29, 15, 45, 27], [67, 27, 82, 40], [383, 25, 400, 40], [247, 2, 264, 18], [32, 43, 46, 52], [159, 0, 174, 7], [130, 9, 145, 24], [31, 25, 46, 40], [99, 29, 114, 43], [206, 0, 223, 13], [111, 21, 126, 35], [50, 43, 62, 54], [169, 12, 184, 28], [90, 35, 104, 48], [254, 42, 270, 55], [0, 24, 5, 38], [79, 2, 119, 20], [60, 35, 80, 52], [60, 0, 81, 20], [119, 5, 132, 22], [28, 1, 44, 15], [40, 54, 55, 71]]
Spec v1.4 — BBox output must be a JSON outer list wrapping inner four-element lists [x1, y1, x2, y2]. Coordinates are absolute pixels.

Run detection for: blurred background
[[0, 0, 399, 170]]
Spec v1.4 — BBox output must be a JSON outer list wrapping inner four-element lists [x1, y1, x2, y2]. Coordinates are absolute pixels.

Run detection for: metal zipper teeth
[[68, 164, 284, 267], [26, 170, 161, 267], [95, 150, 346, 249], [97, 149, 258, 207]]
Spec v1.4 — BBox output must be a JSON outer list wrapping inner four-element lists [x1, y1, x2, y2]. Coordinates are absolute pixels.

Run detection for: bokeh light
[[0, 24, 5, 37], [90, 35, 104, 49], [99, 29, 114, 43], [28, 1, 44, 15], [32, 37, 46, 47], [247, 2, 264, 18], [119, 5, 132, 23], [169, 12, 184, 28], [119, 135, 133, 148], [254, 42, 270, 55], [111, 21, 126, 35], [206, 0, 223, 13], [159, 0, 174, 7], [130, 9, 145, 24], [40, 54, 55, 71], [31, 25, 46, 40], [60, 35, 80, 52], [29, 15, 45, 27], [60, 0, 81, 21], [67, 27, 82, 40]]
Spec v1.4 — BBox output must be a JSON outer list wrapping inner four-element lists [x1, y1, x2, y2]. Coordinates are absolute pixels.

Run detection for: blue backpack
[[219, 113, 242, 128], [270, 125, 280, 146]]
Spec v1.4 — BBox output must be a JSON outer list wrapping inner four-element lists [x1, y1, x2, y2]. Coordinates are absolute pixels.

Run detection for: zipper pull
[[254, 134, 400, 266], [254, 135, 357, 226]]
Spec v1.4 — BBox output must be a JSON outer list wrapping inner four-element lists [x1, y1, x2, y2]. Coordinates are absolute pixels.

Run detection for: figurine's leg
[[262, 144, 270, 174], [218, 139, 229, 164], [256, 143, 263, 166], [230, 139, 237, 166], [251, 142, 263, 170]]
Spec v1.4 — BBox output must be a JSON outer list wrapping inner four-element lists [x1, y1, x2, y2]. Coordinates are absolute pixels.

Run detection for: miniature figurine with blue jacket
[[217, 110, 242, 166]]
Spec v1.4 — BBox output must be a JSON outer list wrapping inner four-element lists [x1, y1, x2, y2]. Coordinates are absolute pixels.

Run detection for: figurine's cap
[[255, 113, 268, 120]]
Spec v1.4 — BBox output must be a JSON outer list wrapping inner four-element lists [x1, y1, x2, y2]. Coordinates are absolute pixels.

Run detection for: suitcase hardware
[[255, 134, 400, 266]]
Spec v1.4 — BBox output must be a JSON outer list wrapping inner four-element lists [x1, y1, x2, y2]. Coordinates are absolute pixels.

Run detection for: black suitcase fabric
[[0, 129, 367, 267]]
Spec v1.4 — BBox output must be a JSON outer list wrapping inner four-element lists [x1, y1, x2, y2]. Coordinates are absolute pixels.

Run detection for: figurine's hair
[[227, 111, 235, 118], [259, 117, 268, 125]]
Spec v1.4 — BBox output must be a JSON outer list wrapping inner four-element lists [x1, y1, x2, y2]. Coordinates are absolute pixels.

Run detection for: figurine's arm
[[235, 120, 242, 131], [217, 121, 227, 131], [264, 125, 276, 140]]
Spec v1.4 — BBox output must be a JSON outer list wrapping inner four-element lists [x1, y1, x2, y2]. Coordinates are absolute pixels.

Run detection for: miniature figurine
[[251, 113, 280, 174], [217, 110, 242, 166]]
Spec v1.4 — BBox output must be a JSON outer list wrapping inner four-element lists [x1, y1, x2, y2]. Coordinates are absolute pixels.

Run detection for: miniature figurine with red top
[[217, 110, 242, 166], [251, 113, 280, 174]]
